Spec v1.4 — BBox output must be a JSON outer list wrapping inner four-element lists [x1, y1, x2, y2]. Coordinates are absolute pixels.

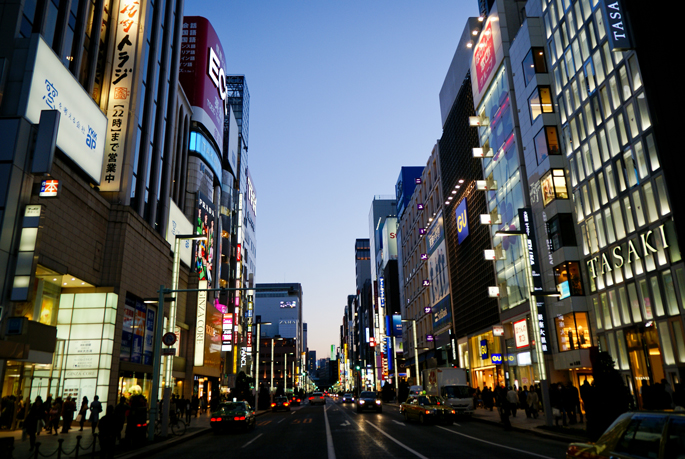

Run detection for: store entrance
[[625, 326, 665, 409]]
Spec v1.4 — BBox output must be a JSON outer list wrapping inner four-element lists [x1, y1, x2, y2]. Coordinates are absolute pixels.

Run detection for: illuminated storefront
[[468, 331, 504, 390]]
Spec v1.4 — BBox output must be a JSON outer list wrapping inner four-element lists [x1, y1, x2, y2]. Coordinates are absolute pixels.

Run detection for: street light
[[401, 319, 430, 387], [284, 352, 294, 393], [495, 229, 554, 426]]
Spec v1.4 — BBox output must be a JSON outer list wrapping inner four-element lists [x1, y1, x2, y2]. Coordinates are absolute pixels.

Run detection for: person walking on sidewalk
[[24, 396, 43, 451], [98, 405, 117, 459], [89, 395, 103, 433], [496, 386, 512, 430], [61, 396, 76, 433], [506, 386, 519, 417], [49, 397, 62, 435], [526, 387, 539, 419], [113, 397, 128, 445], [78, 396, 89, 431]]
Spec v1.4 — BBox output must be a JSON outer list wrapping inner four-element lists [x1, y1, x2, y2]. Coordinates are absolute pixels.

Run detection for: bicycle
[[154, 413, 187, 437]]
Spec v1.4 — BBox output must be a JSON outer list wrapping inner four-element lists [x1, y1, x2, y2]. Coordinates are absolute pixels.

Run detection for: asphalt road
[[145, 398, 569, 459]]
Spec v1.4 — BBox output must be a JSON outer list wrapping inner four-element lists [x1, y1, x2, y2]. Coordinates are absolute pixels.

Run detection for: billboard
[[165, 201, 194, 267], [470, 10, 505, 108], [426, 211, 451, 331], [180, 17, 227, 152], [193, 192, 216, 283], [381, 217, 398, 267], [25, 37, 107, 185]]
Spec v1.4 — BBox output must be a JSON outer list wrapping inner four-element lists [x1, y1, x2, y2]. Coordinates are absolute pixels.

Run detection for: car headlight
[[375, 400, 381, 405], [359, 400, 365, 404]]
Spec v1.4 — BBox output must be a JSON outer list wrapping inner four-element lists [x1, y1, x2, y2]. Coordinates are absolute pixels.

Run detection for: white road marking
[[241, 433, 262, 448], [278, 418, 285, 423], [340, 420, 351, 426], [324, 401, 336, 459], [392, 420, 406, 426], [364, 421, 429, 459], [436, 426, 556, 459]]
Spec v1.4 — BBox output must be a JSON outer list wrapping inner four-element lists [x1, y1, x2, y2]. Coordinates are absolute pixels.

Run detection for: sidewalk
[[471, 406, 589, 443], [0, 409, 270, 459]]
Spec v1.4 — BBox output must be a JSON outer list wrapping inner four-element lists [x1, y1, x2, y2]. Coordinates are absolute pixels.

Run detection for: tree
[[587, 352, 630, 441]]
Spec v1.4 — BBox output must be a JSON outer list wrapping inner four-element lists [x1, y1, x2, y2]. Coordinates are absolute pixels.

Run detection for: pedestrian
[[527, 387, 539, 419], [42, 394, 52, 432], [24, 396, 43, 451], [506, 386, 519, 418], [113, 397, 128, 445], [192, 395, 199, 417], [50, 398, 62, 435], [550, 384, 566, 426], [497, 386, 512, 430], [519, 386, 529, 418], [61, 396, 76, 433], [563, 382, 577, 424], [90, 395, 103, 433], [98, 405, 116, 459], [78, 396, 89, 431]]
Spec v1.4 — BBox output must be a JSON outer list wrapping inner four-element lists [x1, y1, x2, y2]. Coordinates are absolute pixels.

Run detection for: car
[[400, 394, 456, 425], [271, 396, 290, 412], [289, 395, 302, 406], [356, 391, 382, 413], [566, 410, 685, 459], [210, 401, 256, 432], [309, 391, 325, 405], [342, 393, 354, 403]]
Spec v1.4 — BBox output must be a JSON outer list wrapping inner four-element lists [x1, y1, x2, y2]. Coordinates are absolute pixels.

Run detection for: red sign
[[474, 22, 496, 93], [514, 319, 530, 348], [369, 337, 376, 347], [237, 243, 241, 262]]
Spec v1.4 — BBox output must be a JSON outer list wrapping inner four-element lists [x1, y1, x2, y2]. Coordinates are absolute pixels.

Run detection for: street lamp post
[[254, 320, 271, 412], [392, 335, 399, 401]]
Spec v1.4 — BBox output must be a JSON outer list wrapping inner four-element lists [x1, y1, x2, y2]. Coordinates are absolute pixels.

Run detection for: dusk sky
[[184, 1, 481, 358]]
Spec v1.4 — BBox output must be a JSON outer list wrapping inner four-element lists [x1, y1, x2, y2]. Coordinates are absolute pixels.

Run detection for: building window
[[529, 86, 554, 122], [547, 213, 577, 252], [522, 47, 548, 86], [555, 312, 591, 351], [534, 126, 561, 164], [554, 261, 584, 297], [541, 169, 569, 206]]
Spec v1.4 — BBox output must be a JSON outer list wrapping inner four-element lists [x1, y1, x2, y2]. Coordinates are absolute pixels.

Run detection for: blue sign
[[491, 353, 503, 364], [456, 199, 469, 244], [392, 315, 402, 336], [480, 339, 488, 360]]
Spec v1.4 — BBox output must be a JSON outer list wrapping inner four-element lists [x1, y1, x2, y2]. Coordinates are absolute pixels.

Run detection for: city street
[[145, 399, 568, 459]]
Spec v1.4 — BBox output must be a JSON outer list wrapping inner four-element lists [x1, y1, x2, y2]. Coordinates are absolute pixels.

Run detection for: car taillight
[[296, 399, 301, 402], [211, 417, 218, 422], [425, 410, 430, 414], [271, 403, 276, 407], [284, 403, 289, 406], [234, 416, 246, 421], [309, 397, 313, 400], [451, 410, 456, 414], [136, 423, 147, 427]]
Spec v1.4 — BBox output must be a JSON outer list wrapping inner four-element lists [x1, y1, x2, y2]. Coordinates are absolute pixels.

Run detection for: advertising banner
[[131, 298, 146, 363], [426, 211, 451, 331], [180, 17, 227, 151], [121, 297, 135, 361], [194, 280, 207, 366], [514, 319, 530, 348], [100, 0, 141, 190], [381, 217, 398, 266], [25, 38, 107, 184], [143, 306, 155, 365], [166, 201, 194, 267], [392, 315, 402, 337], [456, 198, 469, 244], [204, 303, 222, 369], [193, 192, 216, 283]]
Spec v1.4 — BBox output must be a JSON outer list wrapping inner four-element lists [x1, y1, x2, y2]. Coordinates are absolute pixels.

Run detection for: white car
[[309, 392, 325, 405]]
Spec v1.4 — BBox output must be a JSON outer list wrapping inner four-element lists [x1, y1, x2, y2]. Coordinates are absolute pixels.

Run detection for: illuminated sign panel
[[39, 179, 60, 197], [456, 199, 469, 244], [99, 0, 141, 190], [470, 11, 504, 108], [600, 0, 633, 51], [514, 319, 529, 348], [491, 353, 503, 364], [194, 280, 208, 366], [26, 38, 107, 185], [480, 339, 488, 360], [279, 301, 296, 308]]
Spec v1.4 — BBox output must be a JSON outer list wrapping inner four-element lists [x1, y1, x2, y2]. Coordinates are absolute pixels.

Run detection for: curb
[[470, 415, 584, 443]]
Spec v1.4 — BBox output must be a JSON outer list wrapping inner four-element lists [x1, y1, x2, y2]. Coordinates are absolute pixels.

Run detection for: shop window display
[[540, 169, 569, 206], [555, 312, 591, 351], [554, 261, 583, 296]]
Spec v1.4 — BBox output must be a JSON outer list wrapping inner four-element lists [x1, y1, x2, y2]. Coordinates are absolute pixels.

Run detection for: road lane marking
[[324, 401, 337, 459], [364, 421, 429, 459], [257, 420, 271, 426], [436, 426, 556, 459], [241, 433, 262, 448], [278, 418, 285, 424], [340, 420, 351, 426], [392, 420, 405, 426], [303, 418, 312, 424]]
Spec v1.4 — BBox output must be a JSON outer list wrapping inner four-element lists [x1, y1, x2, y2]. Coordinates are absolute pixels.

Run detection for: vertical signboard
[[456, 198, 469, 244], [514, 319, 530, 348], [131, 299, 146, 363], [121, 297, 135, 361], [143, 305, 155, 365], [195, 280, 208, 366], [600, 0, 633, 51], [470, 11, 505, 108], [100, 0, 141, 190]]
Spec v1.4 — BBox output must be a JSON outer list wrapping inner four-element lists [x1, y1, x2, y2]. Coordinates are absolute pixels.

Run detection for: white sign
[[25, 38, 107, 184], [194, 280, 207, 366], [165, 201, 194, 266], [493, 325, 504, 337], [514, 319, 529, 349], [517, 351, 532, 366], [64, 370, 98, 378], [67, 340, 101, 355], [25, 205, 41, 217], [100, 0, 141, 190], [66, 354, 99, 369]]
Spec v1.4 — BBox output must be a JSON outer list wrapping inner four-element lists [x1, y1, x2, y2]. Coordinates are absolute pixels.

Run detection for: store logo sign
[[456, 199, 469, 244], [491, 353, 502, 364]]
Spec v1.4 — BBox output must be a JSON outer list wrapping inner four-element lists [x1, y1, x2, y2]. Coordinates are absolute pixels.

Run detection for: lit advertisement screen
[[280, 301, 296, 308], [193, 192, 215, 283]]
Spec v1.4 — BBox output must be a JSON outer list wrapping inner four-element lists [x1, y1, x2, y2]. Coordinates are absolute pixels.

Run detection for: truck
[[423, 367, 474, 417]]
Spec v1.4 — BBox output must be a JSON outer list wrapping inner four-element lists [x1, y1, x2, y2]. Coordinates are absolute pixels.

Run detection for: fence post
[[74, 435, 82, 459], [57, 438, 64, 459]]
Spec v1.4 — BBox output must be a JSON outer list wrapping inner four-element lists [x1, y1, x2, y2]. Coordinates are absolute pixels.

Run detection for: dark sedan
[[356, 391, 382, 413], [210, 401, 256, 432]]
